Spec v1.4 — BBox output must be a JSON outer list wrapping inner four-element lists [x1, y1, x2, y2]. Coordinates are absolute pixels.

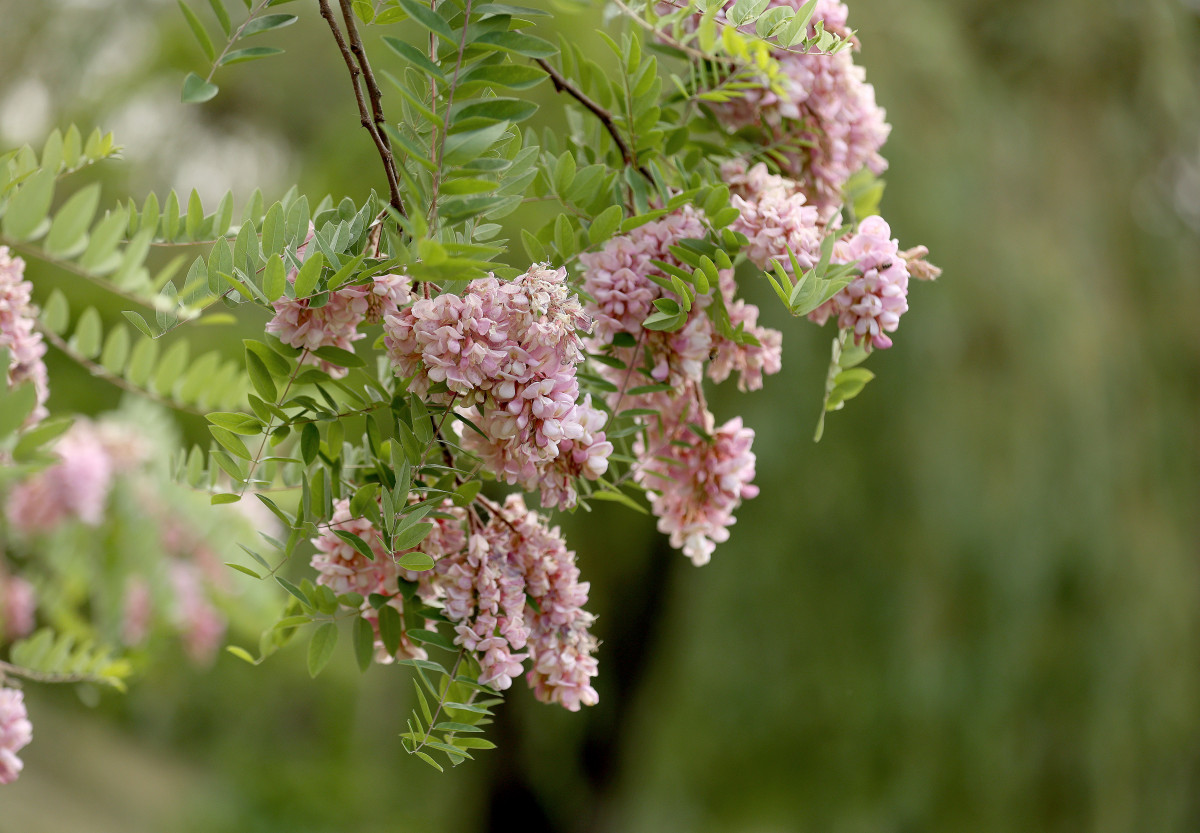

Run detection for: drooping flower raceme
[[0, 687, 32, 785], [635, 392, 760, 566], [722, 160, 823, 273], [0, 246, 49, 426], [712, 1, 890, 213], [385, 264, 611, 509], [437, 495, 598, 709], [808, 215, 910, 349], [0, 574, 35, 641]]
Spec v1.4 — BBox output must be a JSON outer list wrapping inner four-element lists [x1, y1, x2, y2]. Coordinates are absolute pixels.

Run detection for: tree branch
[[318, 0, 406, 218], [533, 58, 653, 181]]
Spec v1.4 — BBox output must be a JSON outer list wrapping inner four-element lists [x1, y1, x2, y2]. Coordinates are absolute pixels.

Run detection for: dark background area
[[2, 0, 1199, 830]]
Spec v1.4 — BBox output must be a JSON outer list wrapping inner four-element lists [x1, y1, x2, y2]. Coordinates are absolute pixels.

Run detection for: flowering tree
[[0, 0, 936, 781]]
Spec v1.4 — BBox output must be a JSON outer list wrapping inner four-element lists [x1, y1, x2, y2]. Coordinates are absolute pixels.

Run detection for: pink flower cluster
[[310, 498, 466, 662], [267, 229, 410, 378], [307, 494, 598, 709], [722, 160, 822, 273], [0, 246, 49, 425], [581, 207, 783, 394], [808, 215, 910, 349], [0, 574, 35, 642], [635, 394, 759, 566], [385, 264, 611, 509], [0, 687, 31, 785], [438, 495, 598, 710], [714, 0, 890, 213], [5, 419, 143, 535], [168, 561, 225, 665]]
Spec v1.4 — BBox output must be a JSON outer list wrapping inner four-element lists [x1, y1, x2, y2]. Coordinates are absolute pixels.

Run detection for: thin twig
[[533, 58, 653, 181], [318, 0, 406, 218], [338, 0, 404, 215]]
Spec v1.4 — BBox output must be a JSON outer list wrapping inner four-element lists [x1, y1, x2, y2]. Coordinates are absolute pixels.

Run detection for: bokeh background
[[2, 0, 1200, 830]]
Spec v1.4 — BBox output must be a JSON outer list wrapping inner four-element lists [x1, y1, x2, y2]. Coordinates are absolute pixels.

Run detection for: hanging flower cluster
[[0, 246, 48, 425], [439, 495, 598, 710], [385, 264, 612, 509], [309, 494, 598, 710], [714, 0, 891, 213], [0, 687, 31, 785]]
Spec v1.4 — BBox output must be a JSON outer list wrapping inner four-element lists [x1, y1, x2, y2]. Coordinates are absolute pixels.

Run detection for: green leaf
[[210, 425, 253, 460], [45, 183, 101, 256], [240, 12, 297, 36], [472, 30, 556, 59], [293, 250, 324, 298], [41, 290, 69, 334], [312, 344, 363, 368], [263, 253, 286, 300], [206, 411, 263, 435], [178, 1, 216, 61], [397, 551, 435, 571], [458, 63, 547, 91], [245, 349, 277, 401], [394, 0, 455, 42], [122, 310, 156, 339], [226, 645, 257, 664], [99, 324, 130, 373], [353, 615, 374, 672], [588, 204, 623, 245], [225, 562, 262, 579], [333, 530, 377, 562], [393, 522, 433, 551], [2, 167, 55, 241], [0, 383, 36, 438], [307, 622, 338, 677], [554, 151, 576, 194], [441, 122, 510, 166], [71, 307, 103, 359], [208, 0, 232, 34], [219, 46, 284, 66], [211, 492, 242, 504], [588, 488, 648, 514], [382, 36, 446, 80], [378, 604, 402, 656]]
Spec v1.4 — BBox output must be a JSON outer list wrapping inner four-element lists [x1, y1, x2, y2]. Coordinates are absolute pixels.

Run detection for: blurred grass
[[2, 0, 1199, 830]]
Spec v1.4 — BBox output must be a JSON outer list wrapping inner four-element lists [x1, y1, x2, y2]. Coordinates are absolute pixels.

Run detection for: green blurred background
[[2, 0, 1200, 830]]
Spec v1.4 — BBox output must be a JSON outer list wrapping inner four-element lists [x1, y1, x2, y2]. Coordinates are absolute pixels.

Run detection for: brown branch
[[318, 0, 406, 218], [338, 0, 403, 209], [534, 57, 653, 181]]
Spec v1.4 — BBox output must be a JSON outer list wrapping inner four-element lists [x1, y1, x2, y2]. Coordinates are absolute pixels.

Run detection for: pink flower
[[636, 395, 759, 566], [722, 160, 822, 273], [267, 227, 410, 378], [0, 575, 35, 641], [710, 2, 890, 213], [310, 498, 466, 664], [388, 264, 609, 510], [808, 215, 910, 350], [5, 420, 116, 534], [0, 246, 49, 425], [435, 495, 599, 708], [122, 577, 153, 647], [169, 561, 226, 666], [0, 687, 32, 784]]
